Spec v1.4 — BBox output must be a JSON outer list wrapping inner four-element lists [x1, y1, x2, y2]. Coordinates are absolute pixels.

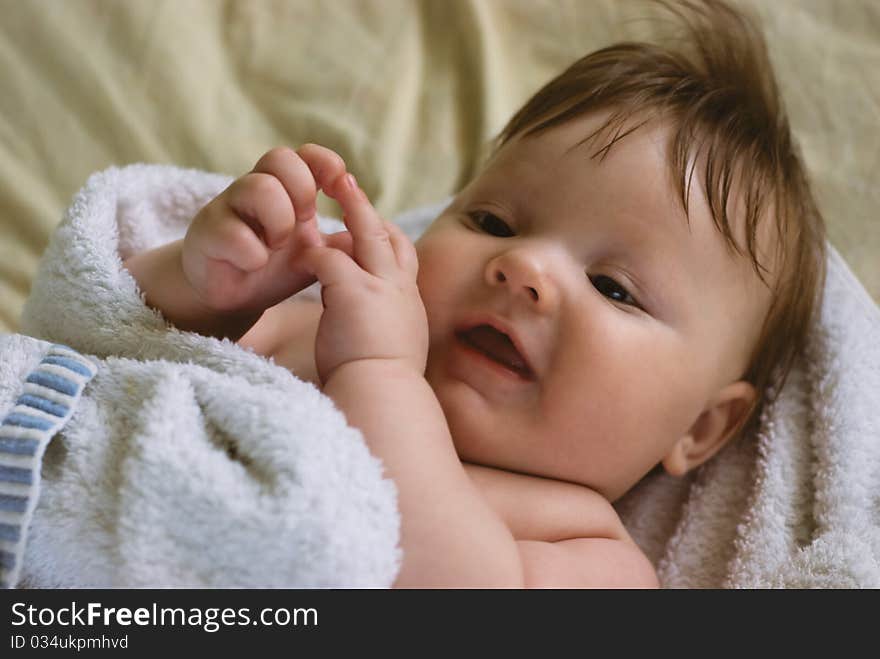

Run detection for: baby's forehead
[[488, 113, 687, 205], [487, 115, 681, 213], [491, 114, 773, 285], [559, 114, 778, 273], [479, 111, 779, 264]]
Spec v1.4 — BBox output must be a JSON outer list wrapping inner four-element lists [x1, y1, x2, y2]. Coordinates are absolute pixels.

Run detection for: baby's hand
[[300, 174, 428, 384], [181, 145, 354, 316]]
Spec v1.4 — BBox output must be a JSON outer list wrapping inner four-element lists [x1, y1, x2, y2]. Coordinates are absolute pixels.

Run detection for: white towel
[[13, 163, 880, 587], [13, 165, 401, 587]]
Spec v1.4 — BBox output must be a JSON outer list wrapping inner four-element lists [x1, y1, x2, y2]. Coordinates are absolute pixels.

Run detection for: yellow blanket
[[1, 0, 877, 332]]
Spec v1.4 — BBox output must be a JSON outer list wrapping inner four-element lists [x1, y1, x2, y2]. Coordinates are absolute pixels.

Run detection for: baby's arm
[[306, 176, 656, 588], [124, 238, 259, 339], [124, 146, 353, 341], [299, 176, 520, 586], [324, 362, 523, 586]]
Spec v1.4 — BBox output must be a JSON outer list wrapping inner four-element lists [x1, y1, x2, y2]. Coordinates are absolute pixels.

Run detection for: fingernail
[[345, 173, 358, 190]]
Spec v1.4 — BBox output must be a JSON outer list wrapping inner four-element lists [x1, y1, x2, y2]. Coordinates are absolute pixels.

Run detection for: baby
[[123, 1, 825, 587]]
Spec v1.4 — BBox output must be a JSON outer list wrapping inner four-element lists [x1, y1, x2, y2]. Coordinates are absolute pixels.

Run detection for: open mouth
[[454, 324, 534, 380]]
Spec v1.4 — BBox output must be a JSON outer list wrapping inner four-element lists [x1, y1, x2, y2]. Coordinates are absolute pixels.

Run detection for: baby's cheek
[[622, 357, 707, 445], [416, 241, 462, 302], [414, 244, 441, 291], [563, 325, 697, 438]]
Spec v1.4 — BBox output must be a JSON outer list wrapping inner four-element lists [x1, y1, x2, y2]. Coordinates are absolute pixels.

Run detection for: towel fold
[[13, 164, 401, 588]]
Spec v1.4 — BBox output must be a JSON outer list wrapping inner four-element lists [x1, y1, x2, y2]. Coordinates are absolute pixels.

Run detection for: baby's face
[[414, 112, 769, 501]]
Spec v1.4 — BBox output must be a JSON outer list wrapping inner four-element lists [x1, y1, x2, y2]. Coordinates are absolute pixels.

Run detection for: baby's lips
[[454, 313, 541, 380]]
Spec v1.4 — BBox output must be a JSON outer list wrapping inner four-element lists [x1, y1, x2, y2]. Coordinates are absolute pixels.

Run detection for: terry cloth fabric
[[13, 164, 400, 588], [12, 163, 880, 587], [0, 342, 95, 589]]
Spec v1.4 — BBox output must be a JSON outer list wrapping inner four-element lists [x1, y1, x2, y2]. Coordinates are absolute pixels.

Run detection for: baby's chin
[[428, 376, 635, 498], [425, 372, 497, 456]]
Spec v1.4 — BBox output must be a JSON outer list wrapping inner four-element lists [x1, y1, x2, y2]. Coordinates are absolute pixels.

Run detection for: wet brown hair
[[494, 0, 826, 432]]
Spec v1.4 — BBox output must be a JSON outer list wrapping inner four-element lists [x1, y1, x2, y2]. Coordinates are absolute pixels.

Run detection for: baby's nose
[[486, 247, 560, 314]]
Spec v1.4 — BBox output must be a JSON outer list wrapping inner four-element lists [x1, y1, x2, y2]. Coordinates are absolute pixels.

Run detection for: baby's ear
[[661, 381, 757, 477]]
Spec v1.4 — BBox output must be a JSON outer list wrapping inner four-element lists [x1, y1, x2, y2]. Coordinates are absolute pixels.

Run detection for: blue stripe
[[0, 465, 32, 485], [25, 371, 77, 396], [42, 355, 93, 377], [0, 550, 15, 569], [0, 345, 93, 590], [15, 394, 69, 418], [2, 412, 54, 432], [0, 494, 27, 513], [0, 436, 39, 456], [0, 523, 21, 542]]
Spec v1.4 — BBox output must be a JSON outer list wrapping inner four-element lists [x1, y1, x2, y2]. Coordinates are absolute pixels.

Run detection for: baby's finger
[[329, 173, 397, 278], [252, 147, 319, 229], [298, 245, 363, 292], [226, 173, 295, 249], [295, 143, 348, 191], [384, 220, 419, 277], [323, 229, 355, 259], [198, 213, 269, 272]]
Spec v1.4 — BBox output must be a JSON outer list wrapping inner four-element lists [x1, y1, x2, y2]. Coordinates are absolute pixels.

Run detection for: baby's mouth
[[454, 324, 535, 380]]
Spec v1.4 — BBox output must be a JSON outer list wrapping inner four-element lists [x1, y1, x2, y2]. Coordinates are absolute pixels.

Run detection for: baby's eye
[[468, 210, 515, 237], [589, 274, 639, 307]]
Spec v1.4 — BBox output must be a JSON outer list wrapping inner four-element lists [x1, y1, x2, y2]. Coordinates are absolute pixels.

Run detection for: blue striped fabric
[[16, 394, 69, 418], [0, 494, 27, 513], [0, 523, 20, 542], [24, 371, 78, 396], [0, 465, 32, 485], [0, 437, 39, 456], [40, 356, 94, 377], [0, 344, 95, 589], [3, 413, 55, 432]]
